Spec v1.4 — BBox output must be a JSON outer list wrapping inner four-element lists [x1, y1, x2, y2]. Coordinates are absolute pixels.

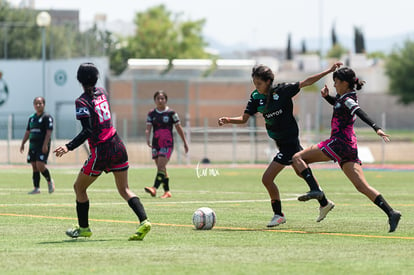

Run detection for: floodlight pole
[[36, 11, 51, 99]]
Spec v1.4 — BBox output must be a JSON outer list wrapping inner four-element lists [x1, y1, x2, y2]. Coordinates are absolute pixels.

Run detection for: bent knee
[[292, 152, 302, 163]]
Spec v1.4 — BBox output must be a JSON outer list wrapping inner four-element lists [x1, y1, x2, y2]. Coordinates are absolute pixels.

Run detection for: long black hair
[[333, 67, 365, 90], [77, 63, 99, 94]]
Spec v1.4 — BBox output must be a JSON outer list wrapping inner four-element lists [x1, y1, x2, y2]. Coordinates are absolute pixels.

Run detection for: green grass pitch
[[1, 165, 413, 274]]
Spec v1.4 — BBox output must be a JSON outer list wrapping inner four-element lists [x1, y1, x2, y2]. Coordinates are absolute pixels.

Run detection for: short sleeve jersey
[[75, 87, 116, 147], [146, 107, 180, 148], [26, 112, 53, 149], [330, 91, 360, 145], [244, 82, 300, 140]]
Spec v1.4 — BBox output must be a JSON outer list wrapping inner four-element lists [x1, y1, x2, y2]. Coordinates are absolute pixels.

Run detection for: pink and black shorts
[[318, 137, 361, 167], [151, 146, 173, 160], [82, 134, 129, 176]]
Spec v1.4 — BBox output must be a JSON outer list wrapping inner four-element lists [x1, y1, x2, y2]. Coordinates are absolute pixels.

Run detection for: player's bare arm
[[218, 113, 250, 126], [299, 62, 342, 89]]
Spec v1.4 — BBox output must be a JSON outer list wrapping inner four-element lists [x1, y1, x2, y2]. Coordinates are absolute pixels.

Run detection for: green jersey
[[244, 82, 300, 140], [26, 112, 53, 149]]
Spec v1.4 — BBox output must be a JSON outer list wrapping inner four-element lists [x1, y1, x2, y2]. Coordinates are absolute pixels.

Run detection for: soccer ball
[[192, 207, 216, 230]]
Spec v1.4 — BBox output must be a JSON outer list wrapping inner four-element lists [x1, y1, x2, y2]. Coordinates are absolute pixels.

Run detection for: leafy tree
[[110, 4, 212, 75], [326, 43, 348, 59], [367, 51, 386, 60], [0, 3, 40, 59], [0, 3, 114, 60], [385, 40, 414, 104]]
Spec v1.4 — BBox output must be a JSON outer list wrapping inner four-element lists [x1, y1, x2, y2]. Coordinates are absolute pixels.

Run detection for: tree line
[[1, 3, 413, 104]]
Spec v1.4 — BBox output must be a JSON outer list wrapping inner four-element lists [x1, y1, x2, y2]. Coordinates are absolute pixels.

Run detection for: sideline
[[1, 163, 414, 171], [1, 212, 412, 241]]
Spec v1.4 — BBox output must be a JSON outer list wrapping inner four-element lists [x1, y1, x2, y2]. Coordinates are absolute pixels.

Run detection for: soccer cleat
[[267, 214, 286, 227], [66, 225, 92, 238], [316, 200, 335, 222], [388, 211, 401, 233], [298, 190, 324, 201], [160, 191, 172, 199], [144, 186, 156, 197], [129, 220, 151, 241], [28, 188, 40, 194], [48, 179, 55, 194]]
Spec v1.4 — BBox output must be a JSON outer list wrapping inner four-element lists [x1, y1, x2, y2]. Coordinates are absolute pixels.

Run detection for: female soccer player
[[144, 90, 189, 198], [292, 67, 401, 232], [218, 62, 342, 227], [54, 63, 151, 240], [20, 96, 55, 194]]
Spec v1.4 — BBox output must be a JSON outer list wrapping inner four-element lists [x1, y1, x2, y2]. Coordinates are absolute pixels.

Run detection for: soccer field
[[1, 165, 413, 274]]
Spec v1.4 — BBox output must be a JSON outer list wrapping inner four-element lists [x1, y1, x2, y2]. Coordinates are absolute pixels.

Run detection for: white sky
[[9, 0, 414, 51]]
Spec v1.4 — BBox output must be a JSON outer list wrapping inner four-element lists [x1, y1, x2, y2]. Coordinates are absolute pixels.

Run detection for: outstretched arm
[[218, 113, 250, 126], [54, 117, 92, 157], [355, 108, 390, 142], [299, 62, 342, 89]]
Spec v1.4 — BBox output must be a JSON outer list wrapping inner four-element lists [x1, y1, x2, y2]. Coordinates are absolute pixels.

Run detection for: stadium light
[[36, 11, 51, 98]]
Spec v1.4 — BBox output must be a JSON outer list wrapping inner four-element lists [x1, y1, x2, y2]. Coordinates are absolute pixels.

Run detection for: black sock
[[154, 171, 165, 189], [271, 200, 283, 216], [300, 168, 320, 191], [374, 194, 394, 217], [41, 169, 51, 182], [163, 178, 170, 192], [318, 195, 328, 207], [128, 197, 148, 222], [76, 200, 89, 228], [33, 171, 40, 188]]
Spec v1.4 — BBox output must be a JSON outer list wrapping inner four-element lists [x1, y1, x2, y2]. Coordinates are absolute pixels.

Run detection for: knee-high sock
[[153, 171, 165, 189], [163, 177, 170, 192], [76, 200, 90, 228], [271, 199, 282, 216], [32, 171, 40, 188], [374, 194, 394, 217], [300, 168, 320, 191], [41, 169, 51, 182], [128, 197, 148, 222]]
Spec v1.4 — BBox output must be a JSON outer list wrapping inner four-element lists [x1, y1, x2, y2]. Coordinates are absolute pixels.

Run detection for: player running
[[20, 96, 55, 194], [144, 90, 189, 199], [54, 62, 151, 240], [218, 62, 342, 227], [292, 66, 401, 232]]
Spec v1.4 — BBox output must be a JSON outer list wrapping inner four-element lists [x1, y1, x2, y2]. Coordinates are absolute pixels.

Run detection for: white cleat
[[316, 200, 335, 222], [267, 214, 286, 227]]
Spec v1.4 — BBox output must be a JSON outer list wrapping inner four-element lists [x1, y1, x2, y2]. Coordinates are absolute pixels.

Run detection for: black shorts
[[82, 134, 129, 176], [27, 146, 50, 164], [272, 138, 302, 166]]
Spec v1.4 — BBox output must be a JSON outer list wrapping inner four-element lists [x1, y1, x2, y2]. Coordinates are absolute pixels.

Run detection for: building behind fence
[[1, 57, 413, 165]]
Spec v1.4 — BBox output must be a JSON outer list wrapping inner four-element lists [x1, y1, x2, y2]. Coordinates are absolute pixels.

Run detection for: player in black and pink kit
[[144, 90, 189, 198], [54, 63, 151, 240], [293, 67, 401, 233], [218, 62, 342, 228]]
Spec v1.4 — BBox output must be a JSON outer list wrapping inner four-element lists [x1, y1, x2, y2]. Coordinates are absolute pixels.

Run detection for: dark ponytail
[[333, 67, 365, 90]]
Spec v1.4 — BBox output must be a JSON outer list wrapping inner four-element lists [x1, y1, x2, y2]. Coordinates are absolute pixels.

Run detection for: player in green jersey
[[20, 97, 55, 194], [218, 62, 341, 227]]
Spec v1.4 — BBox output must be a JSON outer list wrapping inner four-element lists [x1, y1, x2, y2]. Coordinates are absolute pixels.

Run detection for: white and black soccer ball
[[192, 207, 216, 230]]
